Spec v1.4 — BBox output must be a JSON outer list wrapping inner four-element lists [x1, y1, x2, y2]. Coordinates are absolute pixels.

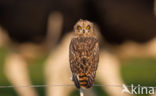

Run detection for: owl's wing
[[90, 39, 99, 72], [69, 38, 79, 73], [69, 38, 81, 88], [86, 38, 99, 88]]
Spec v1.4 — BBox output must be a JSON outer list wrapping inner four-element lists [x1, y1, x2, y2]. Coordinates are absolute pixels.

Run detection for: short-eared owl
[[69, 19, 99, 88]]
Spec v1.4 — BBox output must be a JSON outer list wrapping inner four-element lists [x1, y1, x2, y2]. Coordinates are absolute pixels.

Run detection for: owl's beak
[[83, 30, 85, 33]]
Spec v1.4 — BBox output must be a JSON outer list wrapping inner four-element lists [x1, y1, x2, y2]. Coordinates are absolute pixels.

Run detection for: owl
[[69, 19, 99, 89]]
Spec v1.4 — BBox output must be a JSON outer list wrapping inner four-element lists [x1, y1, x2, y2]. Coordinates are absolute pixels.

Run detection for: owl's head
[[74, 19, 94, 37]]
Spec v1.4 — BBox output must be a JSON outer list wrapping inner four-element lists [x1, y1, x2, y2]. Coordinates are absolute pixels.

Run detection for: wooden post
[[80, 88, 84, 96]]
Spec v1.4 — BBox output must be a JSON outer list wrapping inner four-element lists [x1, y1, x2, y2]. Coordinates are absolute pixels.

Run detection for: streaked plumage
[[69, 19, 99, 88]]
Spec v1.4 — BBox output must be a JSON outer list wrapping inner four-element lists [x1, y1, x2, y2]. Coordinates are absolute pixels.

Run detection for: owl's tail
[[72, 73, 95, 89]]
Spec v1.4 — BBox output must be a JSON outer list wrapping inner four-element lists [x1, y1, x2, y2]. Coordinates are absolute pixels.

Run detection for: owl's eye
[[77, 26, 82, 30], [86, 25, 90, 30]]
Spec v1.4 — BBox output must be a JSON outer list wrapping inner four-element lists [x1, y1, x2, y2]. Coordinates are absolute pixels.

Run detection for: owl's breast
[[73, 37, 97, 56], [70, 36, 99, 73]]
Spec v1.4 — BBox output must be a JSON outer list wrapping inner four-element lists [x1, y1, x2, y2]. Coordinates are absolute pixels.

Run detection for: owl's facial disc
[[77, 25, 91, 34]]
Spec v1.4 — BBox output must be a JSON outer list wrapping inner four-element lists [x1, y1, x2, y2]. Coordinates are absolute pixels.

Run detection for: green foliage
[[0, 47, 156, 96]]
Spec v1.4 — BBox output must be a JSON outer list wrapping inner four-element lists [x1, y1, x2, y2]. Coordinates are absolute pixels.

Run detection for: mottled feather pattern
[[69, 36, 99, 88]]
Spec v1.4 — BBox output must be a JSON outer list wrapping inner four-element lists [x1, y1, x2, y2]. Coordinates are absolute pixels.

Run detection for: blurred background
[[0, 0, 156, 96]]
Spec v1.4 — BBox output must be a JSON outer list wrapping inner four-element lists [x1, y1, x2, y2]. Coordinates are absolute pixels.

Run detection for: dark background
[[0, 0, 156, 44]]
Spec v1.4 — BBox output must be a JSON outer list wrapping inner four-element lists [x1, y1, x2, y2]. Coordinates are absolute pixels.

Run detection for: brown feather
[[69, 36, 99, 88]]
